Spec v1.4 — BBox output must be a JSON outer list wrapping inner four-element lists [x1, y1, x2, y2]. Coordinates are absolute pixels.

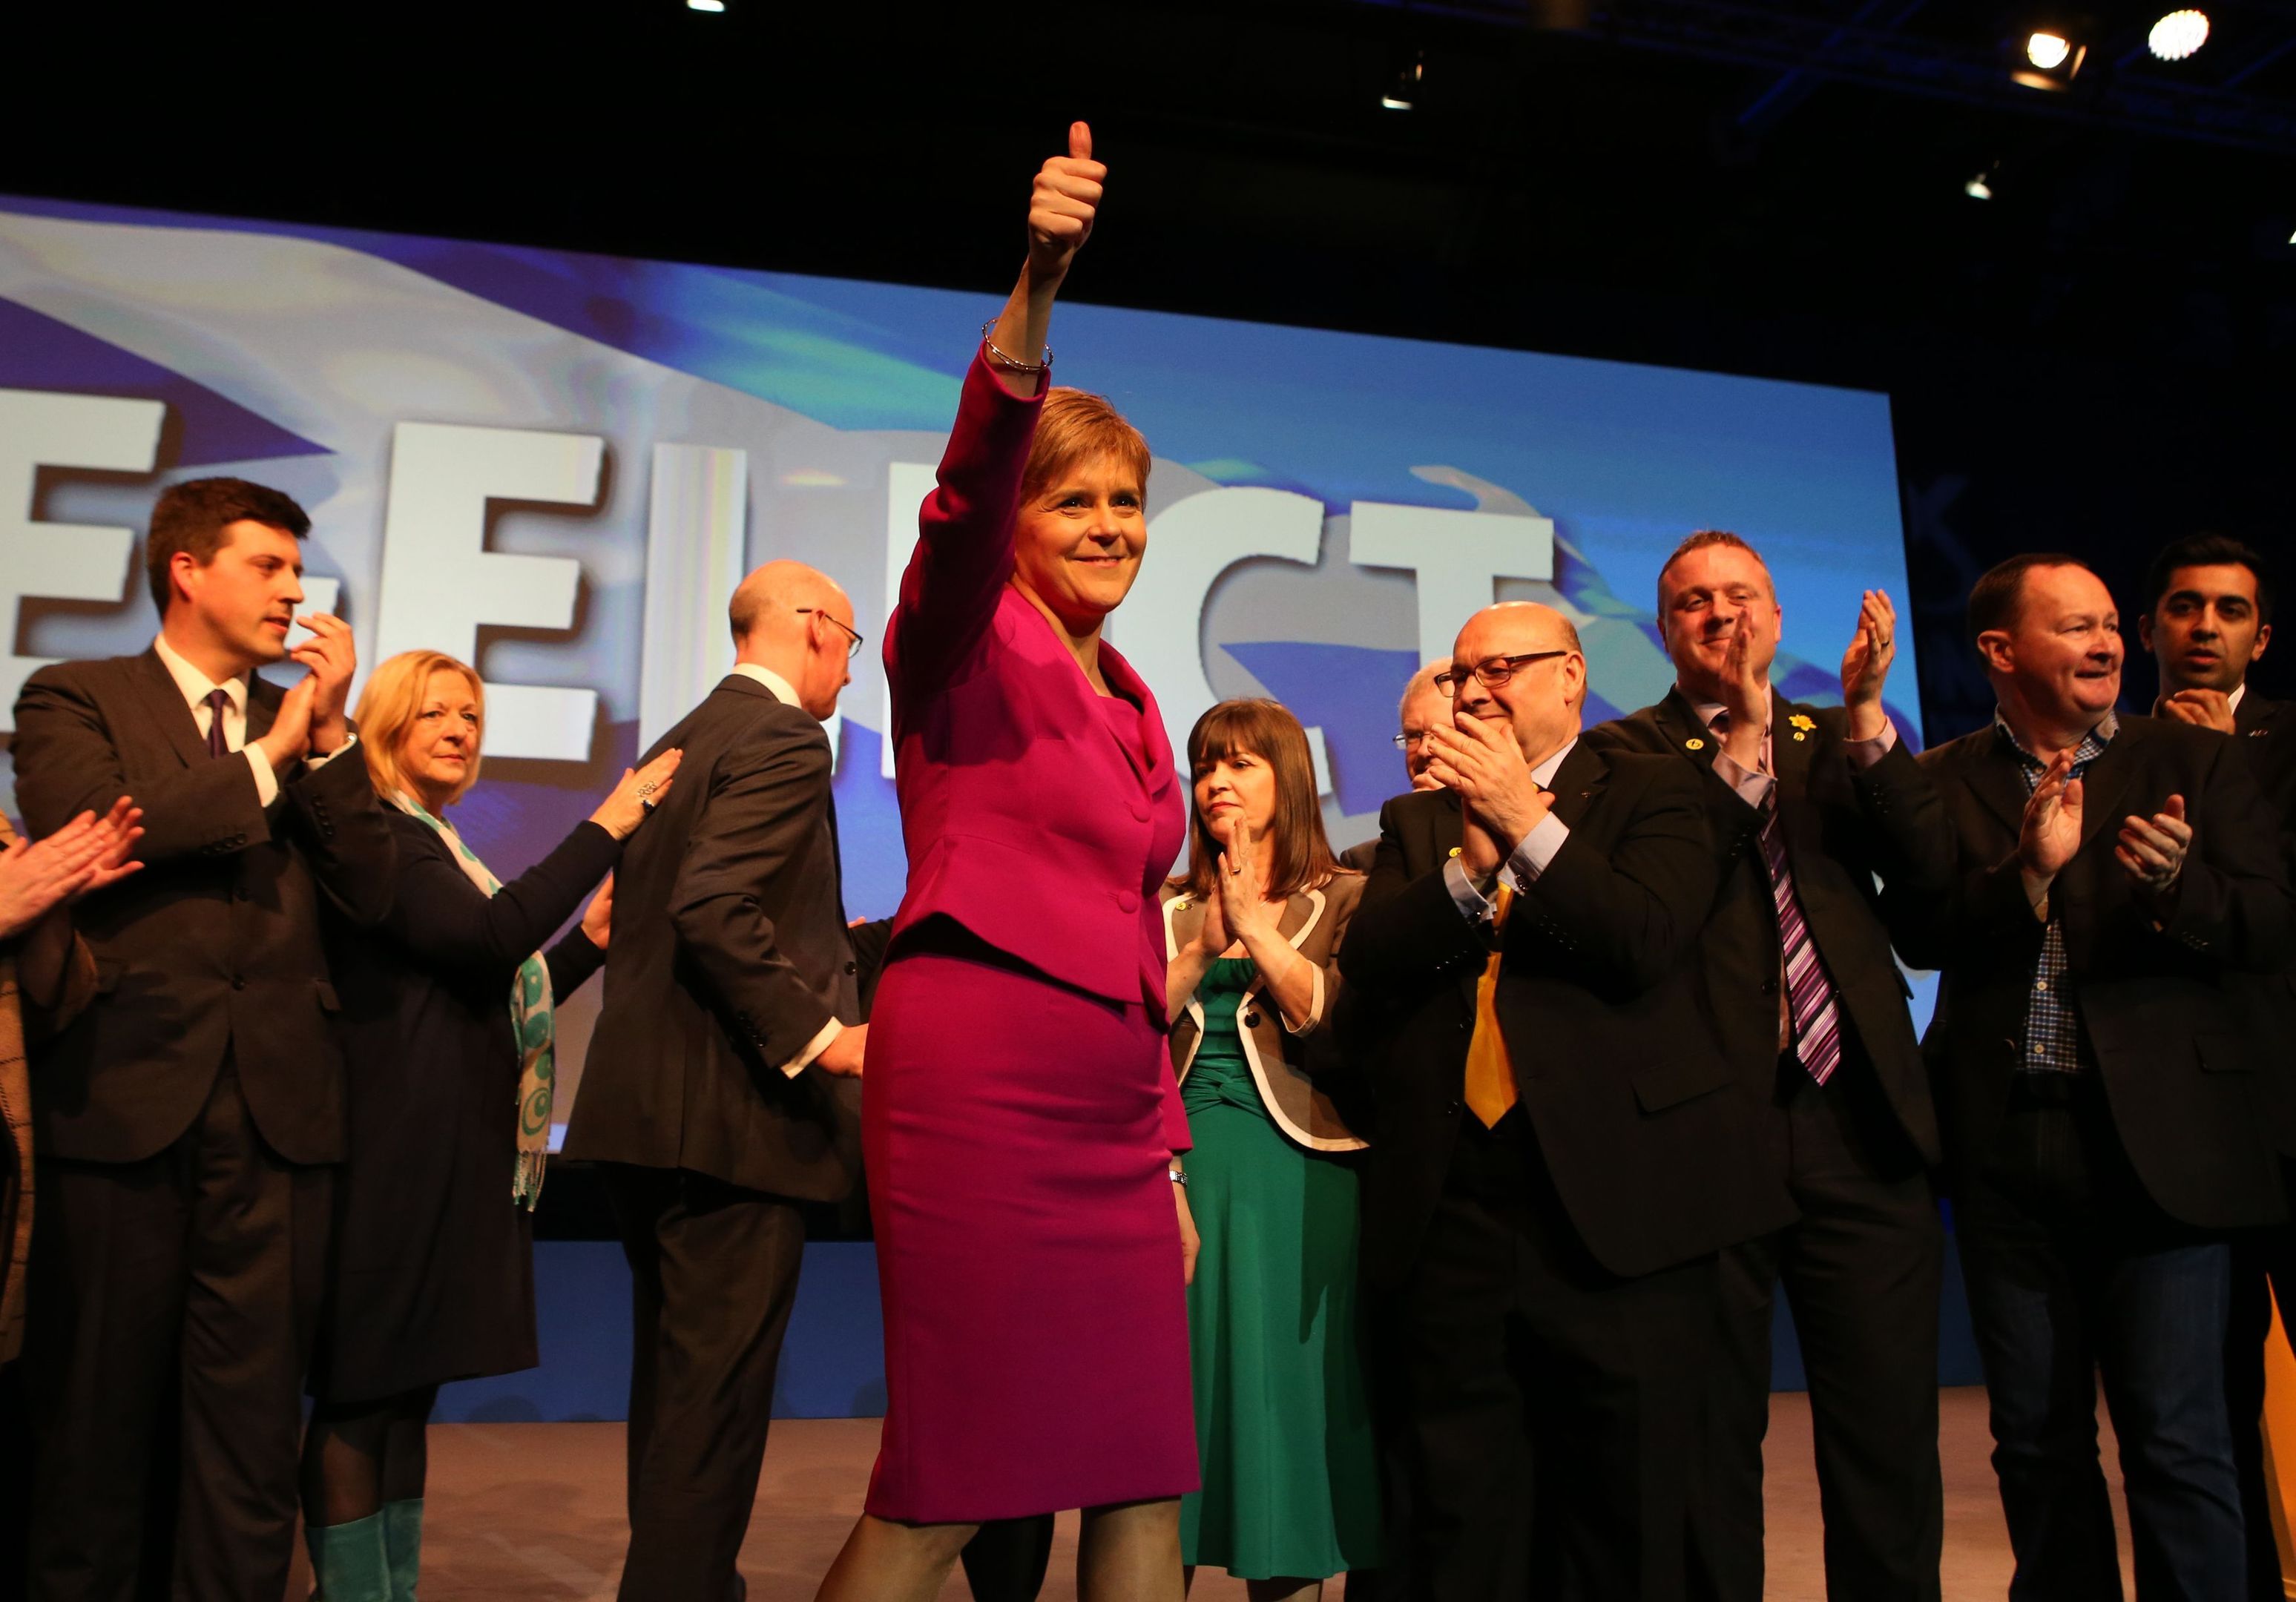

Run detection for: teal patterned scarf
[[390, 792, 556, 1208]]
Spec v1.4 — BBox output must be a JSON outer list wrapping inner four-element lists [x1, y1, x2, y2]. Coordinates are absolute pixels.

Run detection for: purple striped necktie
[[1713, 710, 1843, 1086], [203, 688, 232, 758]]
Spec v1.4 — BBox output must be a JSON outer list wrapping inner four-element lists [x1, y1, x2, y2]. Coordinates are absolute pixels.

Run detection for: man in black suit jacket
[[562, 558, 867, 1602], [1588, 533, 1950, 1602], [1340, 601, 1792, 1602], [1887, 553, 2292, 1600], [1340, 660, 1447, 879], [10, 477, 395, 1601], [2138, 533, 2296, 1601]]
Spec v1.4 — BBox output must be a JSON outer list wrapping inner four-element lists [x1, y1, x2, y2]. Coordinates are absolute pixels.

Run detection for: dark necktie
[[1712, 710, 1843, 1085], [203, 688, 232, 758]]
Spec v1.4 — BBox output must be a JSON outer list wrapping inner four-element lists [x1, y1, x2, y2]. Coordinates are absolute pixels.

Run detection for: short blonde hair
[[357, 650, 485, 806], [1020, 387, 1151, 505]]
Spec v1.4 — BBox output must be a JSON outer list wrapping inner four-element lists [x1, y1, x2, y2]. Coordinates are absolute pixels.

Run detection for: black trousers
[[1690, 1055, 1945, 1602], [603, 1162, 807, 1602], [24, 1057, 329, 1602], [1402, 1119, 1720, 1602]]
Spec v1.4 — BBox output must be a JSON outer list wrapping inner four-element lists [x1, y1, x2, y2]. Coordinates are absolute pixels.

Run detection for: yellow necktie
[[1464, 880, 1517, 1128]]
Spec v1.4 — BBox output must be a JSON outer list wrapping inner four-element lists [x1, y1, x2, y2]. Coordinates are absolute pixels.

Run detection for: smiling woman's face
[[1009, 454, 1146, 634], [399, 668, 483, 810]]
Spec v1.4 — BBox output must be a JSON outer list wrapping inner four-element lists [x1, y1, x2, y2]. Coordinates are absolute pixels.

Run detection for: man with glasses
[[564, 558, 869, 1601], [1591, 530, 1953, 1602], [1341, 601, 1790, 1600], [1342, 662, 1451, 874]]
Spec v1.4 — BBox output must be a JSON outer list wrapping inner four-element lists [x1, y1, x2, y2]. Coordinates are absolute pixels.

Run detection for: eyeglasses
[[795, 607, 866, 660], [1392, 728, 1436, 750], [1432, 650, 1573, 697]]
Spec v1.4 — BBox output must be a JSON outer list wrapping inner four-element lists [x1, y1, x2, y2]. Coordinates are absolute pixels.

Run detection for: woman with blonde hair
[[1162, 699, 1380, 1601], [299, 649, 678, 1601]]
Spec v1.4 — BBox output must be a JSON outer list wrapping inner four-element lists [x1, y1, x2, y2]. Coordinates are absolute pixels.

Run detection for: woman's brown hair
[[1174, 699, 1350, 903], [1019, 387, 1152, 506], [356, 649, 485, 807]]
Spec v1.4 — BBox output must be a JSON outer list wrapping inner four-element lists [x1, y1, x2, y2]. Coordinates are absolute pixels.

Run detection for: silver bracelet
[[1168, 1167, 1188, 1188], [980, 320, 1051, 375]]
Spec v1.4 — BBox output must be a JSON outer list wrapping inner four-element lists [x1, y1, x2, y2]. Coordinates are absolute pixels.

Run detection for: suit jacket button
[[1243, 1011, 1263, 1029], [843, 960, 858, 976], [231, 975, 247, 991], [1116, 890, 1139, 914], [1445, 1099, 1463, 1116]]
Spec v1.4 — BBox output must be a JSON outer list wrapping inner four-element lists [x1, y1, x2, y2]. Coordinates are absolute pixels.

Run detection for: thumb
[[1069, 120, 1092, 160], [2164, 793, 2187, 822]]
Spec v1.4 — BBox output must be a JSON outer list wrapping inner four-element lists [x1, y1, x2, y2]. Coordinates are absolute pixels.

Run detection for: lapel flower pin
[[1788, 713, 1817, 731]]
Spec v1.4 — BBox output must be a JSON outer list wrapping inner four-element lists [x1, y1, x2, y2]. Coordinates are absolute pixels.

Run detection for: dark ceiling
[[6, 0, 2293, 721]]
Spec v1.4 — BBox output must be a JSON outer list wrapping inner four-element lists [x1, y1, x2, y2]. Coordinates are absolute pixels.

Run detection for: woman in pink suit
[[814, 124, 1198, 1602]]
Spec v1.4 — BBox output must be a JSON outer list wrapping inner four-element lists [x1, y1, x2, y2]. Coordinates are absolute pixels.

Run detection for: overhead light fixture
[[687, 0, 726, 11], [1381, 50, 1424, 111], [2013, 27, 2087, 90], [2148, 10, 2210, 61], [1965, 167, 1997, 200], [2026, 31, 2072, 69]]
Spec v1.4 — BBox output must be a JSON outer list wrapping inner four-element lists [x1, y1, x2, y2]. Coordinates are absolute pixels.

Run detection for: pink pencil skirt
[[861, 936, 1199, 1523]]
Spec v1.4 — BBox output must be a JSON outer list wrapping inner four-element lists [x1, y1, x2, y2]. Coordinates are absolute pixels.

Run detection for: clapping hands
[[0, 797, 143, 940]]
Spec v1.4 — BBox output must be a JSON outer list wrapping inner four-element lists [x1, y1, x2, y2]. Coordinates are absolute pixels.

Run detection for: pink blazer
[[884, 352, 1187, 1029]]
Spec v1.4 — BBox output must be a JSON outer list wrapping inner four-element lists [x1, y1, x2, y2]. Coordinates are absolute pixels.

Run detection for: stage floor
[[386, 1387, 2134, 1600]]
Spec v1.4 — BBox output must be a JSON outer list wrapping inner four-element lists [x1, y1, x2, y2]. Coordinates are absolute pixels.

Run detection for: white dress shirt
[[152, 632, 351, 807], [728, 662, 844, 1078]]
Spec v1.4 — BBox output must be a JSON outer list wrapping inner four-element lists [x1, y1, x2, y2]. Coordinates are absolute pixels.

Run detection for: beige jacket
[[1, 814, 99, 1364], [1159, 874, 1366, 1153]]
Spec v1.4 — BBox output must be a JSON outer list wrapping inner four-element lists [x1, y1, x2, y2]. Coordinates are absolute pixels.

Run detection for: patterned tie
[[203, 688, 232, 758], [1713, 710, 1843, 1085], [1463, 880, 1519, 1127]]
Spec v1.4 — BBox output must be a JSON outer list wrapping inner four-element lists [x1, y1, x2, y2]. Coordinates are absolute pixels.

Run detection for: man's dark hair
[[1966, 553, 2093, 650], [145, 477, 310, 614], [2140, 534, 2274, 626]]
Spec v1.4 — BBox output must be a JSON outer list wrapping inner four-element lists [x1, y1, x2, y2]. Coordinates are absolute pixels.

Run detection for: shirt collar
[[1992, 705, 2118, 768], [2229, 682, 2249, 714], [729, 662, 800, 709], [1686, 688, 1767, 734], [152, 632, 249, 716], [1530, 736, 1578, 790]]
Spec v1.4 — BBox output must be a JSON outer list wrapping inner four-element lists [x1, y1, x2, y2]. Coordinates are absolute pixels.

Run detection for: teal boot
[[305, 1512, 391, 1602], [381, 1499, 424, 1601]]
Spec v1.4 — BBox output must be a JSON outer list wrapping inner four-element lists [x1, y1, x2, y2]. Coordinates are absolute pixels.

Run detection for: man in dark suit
[[2137, 533, 2296, 1601], [1588, 532, 1950, 1602], [1887, 553, 2292, 1599], [1340, 600, 1792, 1601], [10, 476, 395, 1601], [562, 558, 867, 1601]]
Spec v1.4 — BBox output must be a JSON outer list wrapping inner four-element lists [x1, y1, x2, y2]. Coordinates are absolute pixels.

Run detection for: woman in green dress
[[1160, 698, 1381, 1601]]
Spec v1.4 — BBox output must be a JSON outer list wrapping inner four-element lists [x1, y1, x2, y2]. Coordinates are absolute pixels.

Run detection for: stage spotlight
[[2148, 10, 2210, 60], [2013, 26, 2087, 90], [1381, 50, 1424, 111], [686, 0, 726, 11], [1965, 168, 1996, 200]]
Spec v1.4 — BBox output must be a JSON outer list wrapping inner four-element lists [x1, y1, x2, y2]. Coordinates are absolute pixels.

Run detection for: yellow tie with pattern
[[1463, 879, 1518, 1128]]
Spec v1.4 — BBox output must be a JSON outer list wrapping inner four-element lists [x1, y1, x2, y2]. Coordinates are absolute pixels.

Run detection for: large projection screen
[[0, 194, 1927, 1134]]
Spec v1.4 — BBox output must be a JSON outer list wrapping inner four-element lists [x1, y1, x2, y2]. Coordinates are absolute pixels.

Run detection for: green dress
[[1180, 955, 1384, 1580]]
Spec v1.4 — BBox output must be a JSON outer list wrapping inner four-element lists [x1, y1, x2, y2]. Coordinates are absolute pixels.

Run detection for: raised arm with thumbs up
[[986, 120, 1105, 398]]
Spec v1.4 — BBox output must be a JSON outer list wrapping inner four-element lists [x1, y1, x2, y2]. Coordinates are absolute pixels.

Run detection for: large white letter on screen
[[640, 444, 748, 756], [1116, 487, 1326, 765], [1348, 501, 1556, 664], [0, 389, 164, 731], [376, 422, 602, 762]]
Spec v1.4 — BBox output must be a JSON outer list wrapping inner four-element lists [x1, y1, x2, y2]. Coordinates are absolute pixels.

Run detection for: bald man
[[1339, 603, 1791, 1601], [565, 561, 869, 1601]]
